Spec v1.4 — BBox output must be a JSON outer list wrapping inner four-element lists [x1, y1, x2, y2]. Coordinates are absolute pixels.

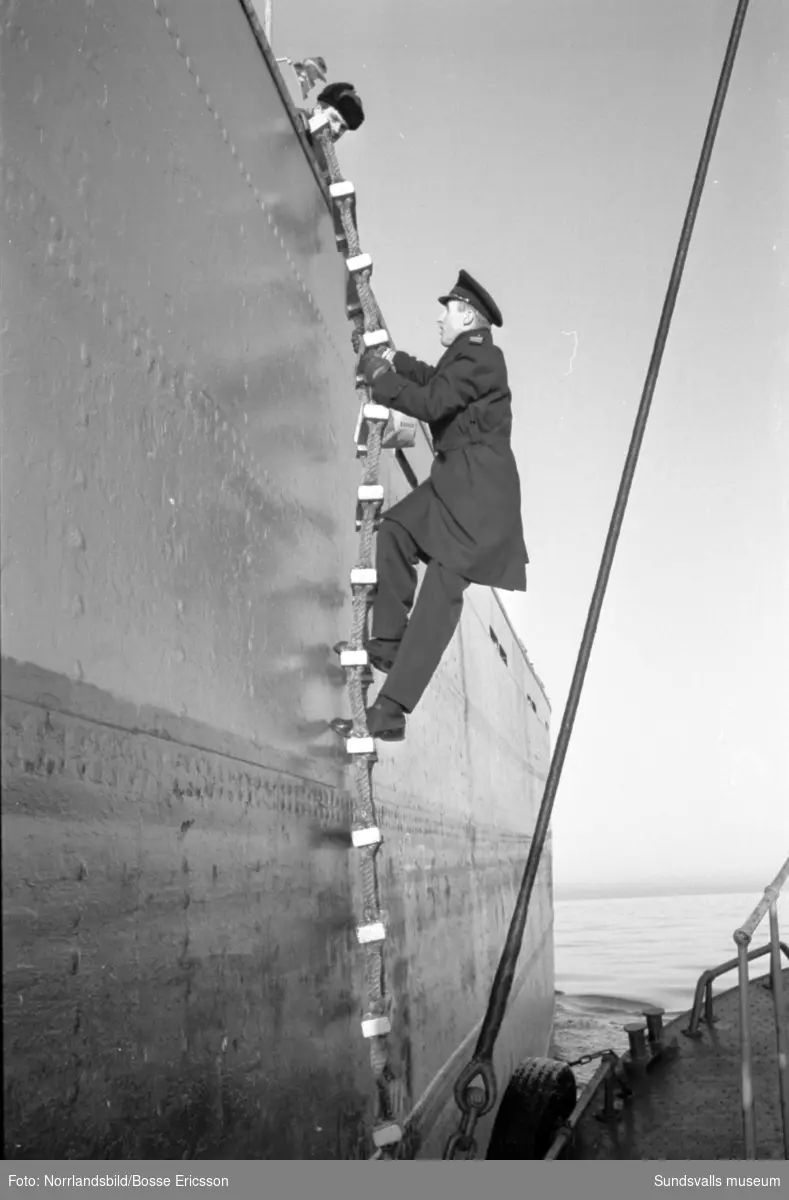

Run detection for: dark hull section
[[1, 0, 554, 1158]]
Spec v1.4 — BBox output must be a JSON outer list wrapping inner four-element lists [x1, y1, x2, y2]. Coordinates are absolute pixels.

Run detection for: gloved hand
[[361, 348, 394, 386]]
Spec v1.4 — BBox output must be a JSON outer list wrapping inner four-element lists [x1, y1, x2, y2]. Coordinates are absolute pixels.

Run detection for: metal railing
[[685, 942, 789, 1040], [733, 858, 789, 1159]]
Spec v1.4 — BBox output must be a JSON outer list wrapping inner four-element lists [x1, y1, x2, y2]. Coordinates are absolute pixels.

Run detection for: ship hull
[[1, 0, 554, 1158]]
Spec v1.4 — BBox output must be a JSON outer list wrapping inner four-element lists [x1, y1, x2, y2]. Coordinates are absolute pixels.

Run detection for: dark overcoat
[[371, 328, 528, 592]]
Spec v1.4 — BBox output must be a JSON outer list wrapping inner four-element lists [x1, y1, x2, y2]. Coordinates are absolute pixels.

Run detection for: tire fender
[[486, 1057, 577, 1159]]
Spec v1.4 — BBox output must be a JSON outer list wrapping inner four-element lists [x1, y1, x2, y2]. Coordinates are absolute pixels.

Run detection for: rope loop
[[452, 1057, 497, 1117]]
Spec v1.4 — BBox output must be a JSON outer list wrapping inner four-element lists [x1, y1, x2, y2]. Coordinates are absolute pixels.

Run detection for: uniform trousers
[[371, 518, 469, 714]]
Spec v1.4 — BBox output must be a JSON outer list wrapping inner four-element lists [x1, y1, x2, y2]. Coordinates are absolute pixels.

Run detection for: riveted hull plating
[[0, 0, 554, 1158]]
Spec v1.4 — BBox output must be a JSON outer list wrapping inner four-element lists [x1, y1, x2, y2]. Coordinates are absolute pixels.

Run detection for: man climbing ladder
[[335, 269, 529, 742]]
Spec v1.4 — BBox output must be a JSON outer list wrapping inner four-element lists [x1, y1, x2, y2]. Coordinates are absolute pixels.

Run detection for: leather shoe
[[331, 697, 406, 742]]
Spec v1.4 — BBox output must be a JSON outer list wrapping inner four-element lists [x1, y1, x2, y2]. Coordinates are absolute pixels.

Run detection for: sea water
[[552, 889, 788, 1078]]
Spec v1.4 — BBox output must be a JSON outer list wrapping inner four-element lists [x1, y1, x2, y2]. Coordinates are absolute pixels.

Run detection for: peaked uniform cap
[[438, 269, 503, 328], [317, 82, 365, 130]]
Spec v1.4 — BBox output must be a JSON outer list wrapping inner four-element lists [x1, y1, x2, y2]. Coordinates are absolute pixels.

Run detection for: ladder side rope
[[311, 113, 404, 1157], [441, 0, 753, 1160]]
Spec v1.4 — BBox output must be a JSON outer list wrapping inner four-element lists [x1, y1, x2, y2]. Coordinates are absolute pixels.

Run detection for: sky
[[266, 0, 788, 894]]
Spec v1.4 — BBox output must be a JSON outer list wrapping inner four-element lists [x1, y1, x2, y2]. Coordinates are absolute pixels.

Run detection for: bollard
[[624, 1022, 648, 1061], [642, 1005, 665, 1048]]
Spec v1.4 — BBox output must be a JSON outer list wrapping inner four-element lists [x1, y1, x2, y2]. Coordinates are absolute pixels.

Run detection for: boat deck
[[574, 967, 788, 1160]]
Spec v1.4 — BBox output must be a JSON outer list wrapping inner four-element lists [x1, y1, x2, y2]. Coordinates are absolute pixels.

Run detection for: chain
[[565, 1048, 619, 1069], [442, 1060, 497, 1160], [443, 1113, 480, 1161], [312, 118, 405, 1157]]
